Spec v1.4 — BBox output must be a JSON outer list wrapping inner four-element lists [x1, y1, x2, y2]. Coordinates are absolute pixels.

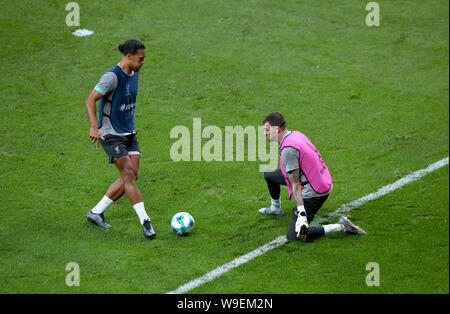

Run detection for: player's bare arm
[[287, 169, 304, 207], [85, 89, 105, 149]]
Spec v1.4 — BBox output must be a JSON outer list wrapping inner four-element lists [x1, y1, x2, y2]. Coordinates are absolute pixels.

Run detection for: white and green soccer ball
[[171, 212, 195, 236]]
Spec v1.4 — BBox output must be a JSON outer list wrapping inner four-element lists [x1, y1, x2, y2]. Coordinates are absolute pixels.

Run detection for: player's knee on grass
[[286, 206, 325, 242], [286, 226, 325, 242]]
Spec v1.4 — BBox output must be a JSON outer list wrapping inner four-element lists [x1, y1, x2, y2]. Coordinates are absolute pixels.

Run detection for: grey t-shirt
[[280, 131, 332, 199], [94, 66, 136, 136]]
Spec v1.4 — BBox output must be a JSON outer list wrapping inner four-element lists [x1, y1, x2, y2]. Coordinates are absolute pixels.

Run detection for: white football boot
[[258, 206, 285, 217]]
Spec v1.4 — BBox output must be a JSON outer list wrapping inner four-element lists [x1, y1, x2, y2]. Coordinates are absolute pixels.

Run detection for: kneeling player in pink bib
[[259, 112, 367, 241]]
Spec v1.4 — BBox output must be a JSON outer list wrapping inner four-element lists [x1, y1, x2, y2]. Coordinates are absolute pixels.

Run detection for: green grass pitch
[[0, 0, 448, 294]]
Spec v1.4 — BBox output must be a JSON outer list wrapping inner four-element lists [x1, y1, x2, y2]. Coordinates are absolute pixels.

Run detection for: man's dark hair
[[262, 112, 286, 130], [118, 39, 145, 55]]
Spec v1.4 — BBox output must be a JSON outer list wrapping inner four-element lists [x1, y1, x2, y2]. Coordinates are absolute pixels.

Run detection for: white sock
[[270, 198, 281, 210], [133, 202, 150, 225], [91, 195, 114, 214], [323, 224, 344, 234]]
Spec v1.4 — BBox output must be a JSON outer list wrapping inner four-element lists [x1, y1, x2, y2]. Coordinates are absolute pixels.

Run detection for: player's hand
[[295, 214, 309, 241], [89, 127, 105, 150]]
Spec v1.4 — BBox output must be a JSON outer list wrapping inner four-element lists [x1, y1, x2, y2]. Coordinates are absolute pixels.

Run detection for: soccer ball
[[170, 212, 195, 236]]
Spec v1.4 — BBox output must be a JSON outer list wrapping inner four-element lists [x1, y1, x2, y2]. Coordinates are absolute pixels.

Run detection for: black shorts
[[99, 134, 140, 164]]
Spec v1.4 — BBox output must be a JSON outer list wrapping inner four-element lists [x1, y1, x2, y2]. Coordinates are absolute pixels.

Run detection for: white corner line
[[167, 157, 449, 294]]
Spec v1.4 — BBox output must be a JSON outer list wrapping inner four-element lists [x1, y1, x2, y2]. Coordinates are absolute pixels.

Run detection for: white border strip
[[167, 157, 449, 294]]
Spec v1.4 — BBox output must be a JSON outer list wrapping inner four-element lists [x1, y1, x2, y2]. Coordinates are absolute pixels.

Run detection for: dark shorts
[[99, 133, 140, 164]]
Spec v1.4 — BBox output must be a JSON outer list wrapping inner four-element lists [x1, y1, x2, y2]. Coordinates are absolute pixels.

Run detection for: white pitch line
[[314, 156, 450, 224], [167, 235, 288, 294], [167, 157, 449, 294]]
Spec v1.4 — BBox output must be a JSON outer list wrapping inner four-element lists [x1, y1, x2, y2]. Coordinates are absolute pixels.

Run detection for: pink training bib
[[280, 131, 332, 199]]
